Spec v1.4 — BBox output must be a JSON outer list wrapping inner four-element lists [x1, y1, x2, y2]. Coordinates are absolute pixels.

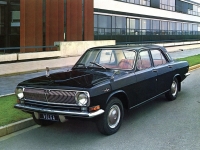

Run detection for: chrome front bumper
[[15, 104, 104, 118]]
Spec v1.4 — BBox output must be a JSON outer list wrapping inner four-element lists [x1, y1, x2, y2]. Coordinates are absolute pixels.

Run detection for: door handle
[[168, 65, 173, 68], [152, 69, 157, 72]]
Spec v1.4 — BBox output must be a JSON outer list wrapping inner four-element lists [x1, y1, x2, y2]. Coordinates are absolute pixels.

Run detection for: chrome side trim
[[185, 72, 190, 77], [14, 104, 104, 118]]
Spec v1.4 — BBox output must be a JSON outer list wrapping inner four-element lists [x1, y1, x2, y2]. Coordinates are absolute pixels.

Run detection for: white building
[[94, 0, 200, 43]]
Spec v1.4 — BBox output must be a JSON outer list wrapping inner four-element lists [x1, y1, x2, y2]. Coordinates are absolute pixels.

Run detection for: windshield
[[73, 49, 136, 70]]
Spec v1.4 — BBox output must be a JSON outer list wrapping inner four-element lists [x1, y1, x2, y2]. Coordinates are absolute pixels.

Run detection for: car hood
[[18, 70, 111, 88]]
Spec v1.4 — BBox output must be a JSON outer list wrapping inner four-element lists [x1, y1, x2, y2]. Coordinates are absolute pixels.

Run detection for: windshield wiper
[[90, 62, 106, 69]]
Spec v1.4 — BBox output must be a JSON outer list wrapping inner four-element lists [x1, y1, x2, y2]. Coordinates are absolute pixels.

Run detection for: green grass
[[177, 54, 200, 67], [0, 95, 31, 127]]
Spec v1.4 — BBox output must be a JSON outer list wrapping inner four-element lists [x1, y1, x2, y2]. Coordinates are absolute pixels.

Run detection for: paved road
[[1, 48, 200, 96], [0, 69, 199, 150], [169, 48, 200, 59], [0, 67, 69, 96]]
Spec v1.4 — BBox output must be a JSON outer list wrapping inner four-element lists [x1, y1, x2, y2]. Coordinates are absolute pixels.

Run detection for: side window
[[136, 50, 151, 70], [118, 50, 136, 70], [123, 50, 136, 60], [99, 50, 115, 64], [151, 49, 167, 67]]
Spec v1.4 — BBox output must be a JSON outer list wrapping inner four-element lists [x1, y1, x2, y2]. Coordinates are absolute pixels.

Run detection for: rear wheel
[[96, 97, 124, 135], [32, 114, 54, 126], [165, 78, 179, 101]]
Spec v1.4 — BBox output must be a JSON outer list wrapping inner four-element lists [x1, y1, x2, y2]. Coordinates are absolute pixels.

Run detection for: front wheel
[[32, 114, 54, 126], [165, 78, 179, 101], [96, 97, 124, 135]]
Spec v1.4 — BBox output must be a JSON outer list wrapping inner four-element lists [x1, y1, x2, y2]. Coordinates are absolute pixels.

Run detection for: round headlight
[[75, 92, 89, 106], [15, 87, 24, 99]]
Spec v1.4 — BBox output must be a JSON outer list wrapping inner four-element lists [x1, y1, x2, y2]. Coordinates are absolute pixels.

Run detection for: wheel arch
[[174, 74, 181, 91], [106, 90, 129, 110]]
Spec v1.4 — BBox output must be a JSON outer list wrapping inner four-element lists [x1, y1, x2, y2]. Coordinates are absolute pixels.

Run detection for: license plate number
[[40, 114, 59, 121]]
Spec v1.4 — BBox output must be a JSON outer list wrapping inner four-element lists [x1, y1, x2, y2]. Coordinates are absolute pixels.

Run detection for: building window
[[161, 21, 168, 35], [160, 0, 175, 11], [0, 4, 5, 48], [182, 23, 188, 35], [192, 24, 198, 35], [116, 0, 150, 7], [98, 15, 111, 35], [0, 5, 5, 35], [198, 7, 200, 16], [94, 15, 98, 35], [176, 22, 182, 35], [198, 25, 200, 33], [140, 0, 150, 6], [113, 16, 126, 35], [175, 0, 200, 16], [127, 18, 140, 35], [169, 21, 176, 35], [141, 19, 151, 35], [152, 20, 160, 35]]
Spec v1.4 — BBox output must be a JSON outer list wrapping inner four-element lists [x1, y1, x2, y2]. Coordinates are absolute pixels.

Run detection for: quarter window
[[136, 50, 151, 70], [151, 50, 167, 66]]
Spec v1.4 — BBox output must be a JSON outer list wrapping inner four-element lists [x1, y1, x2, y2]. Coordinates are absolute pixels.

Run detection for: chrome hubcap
[[108, 105, 121, 129], [171, 81, 178, 96]]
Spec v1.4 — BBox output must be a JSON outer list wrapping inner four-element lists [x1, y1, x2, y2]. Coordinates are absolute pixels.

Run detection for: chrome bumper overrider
[[185, 72, 190, 77], [14, 104, 104, 118]]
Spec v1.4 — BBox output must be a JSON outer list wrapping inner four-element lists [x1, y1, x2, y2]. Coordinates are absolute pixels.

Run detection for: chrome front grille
[[24, 88, 76, 105]]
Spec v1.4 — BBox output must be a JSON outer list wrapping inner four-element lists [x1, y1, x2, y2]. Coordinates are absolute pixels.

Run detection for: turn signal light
[[17, 99, 20, 104], [89, 105, 100, 112]]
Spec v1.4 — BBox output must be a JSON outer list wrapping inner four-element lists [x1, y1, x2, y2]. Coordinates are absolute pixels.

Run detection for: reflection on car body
[[15, 45, 190, 135]]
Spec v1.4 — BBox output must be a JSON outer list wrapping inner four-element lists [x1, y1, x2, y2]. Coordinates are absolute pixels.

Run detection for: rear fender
[[174, 74, 181, 91]]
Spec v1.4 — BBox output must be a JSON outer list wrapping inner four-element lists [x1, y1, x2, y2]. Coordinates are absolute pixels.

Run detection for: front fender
[[106, 90, 130, 109]]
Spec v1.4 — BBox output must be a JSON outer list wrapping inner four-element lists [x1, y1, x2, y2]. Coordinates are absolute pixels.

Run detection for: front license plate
[[40, 114, 59, 122]]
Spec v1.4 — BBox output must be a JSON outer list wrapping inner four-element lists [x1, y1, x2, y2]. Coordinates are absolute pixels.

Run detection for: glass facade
[[116, 0, 200, 16], [10, 0, 20, 48], [0, 3, 5, 48], [0, 0, 20, 49], [94, 14, 200, 43], [116, 0, 150, 6]]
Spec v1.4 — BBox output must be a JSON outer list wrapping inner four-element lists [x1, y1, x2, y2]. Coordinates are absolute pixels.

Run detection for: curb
[[0, 65, 200, 138], [0, 118, 35, 137], [0, 93, 15, 98], [189, 64, 200, 72]]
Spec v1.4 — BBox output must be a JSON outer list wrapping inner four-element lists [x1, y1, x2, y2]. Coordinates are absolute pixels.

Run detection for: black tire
[[165, 78, 179, 101], [96, 97, 124, 135], [32, 114, 54, 126]]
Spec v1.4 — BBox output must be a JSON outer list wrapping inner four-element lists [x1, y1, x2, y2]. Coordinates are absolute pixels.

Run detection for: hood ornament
[[46, 67, 50, 77]]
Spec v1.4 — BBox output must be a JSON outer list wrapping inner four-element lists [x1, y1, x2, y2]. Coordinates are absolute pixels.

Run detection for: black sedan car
[[15, 45, 190, 135]]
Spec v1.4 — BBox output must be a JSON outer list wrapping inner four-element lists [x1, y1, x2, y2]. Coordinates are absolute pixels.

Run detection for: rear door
[[134, 50, 157, 105], [150, 49, 174, 94]]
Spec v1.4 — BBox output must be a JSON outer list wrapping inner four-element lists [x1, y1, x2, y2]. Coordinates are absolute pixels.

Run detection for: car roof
[[90, 45, 167, 52]]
